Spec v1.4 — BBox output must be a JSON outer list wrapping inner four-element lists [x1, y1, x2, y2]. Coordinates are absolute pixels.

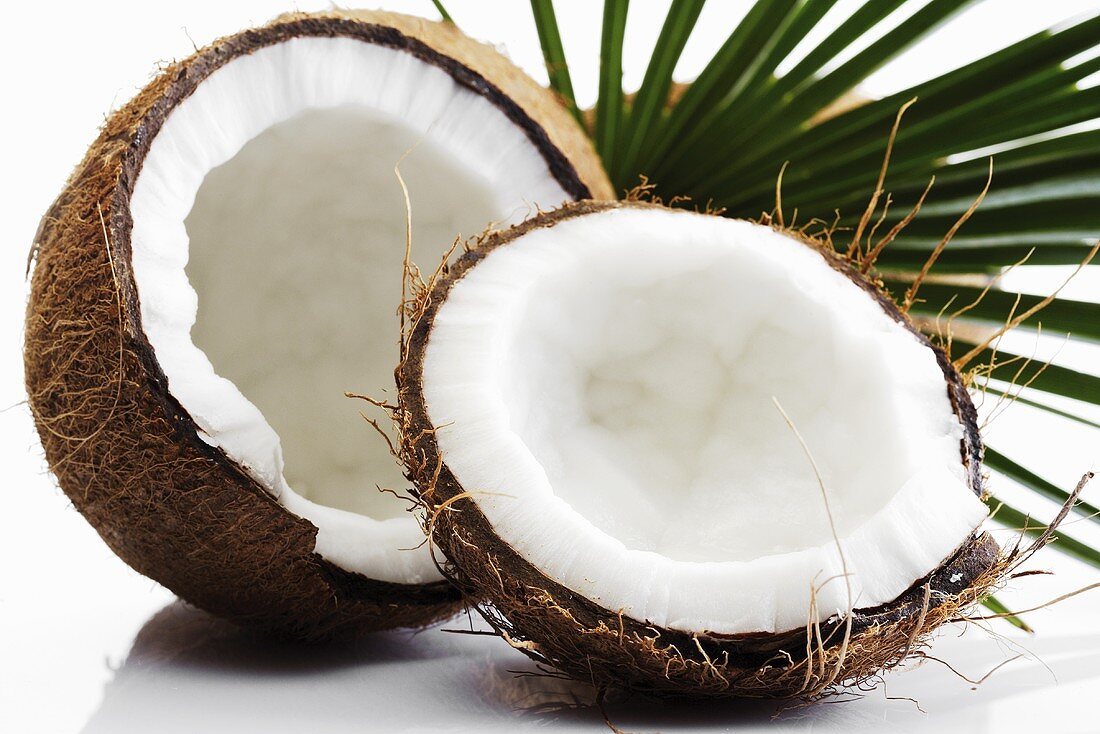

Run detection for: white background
[[3, 1, 1100, 732]]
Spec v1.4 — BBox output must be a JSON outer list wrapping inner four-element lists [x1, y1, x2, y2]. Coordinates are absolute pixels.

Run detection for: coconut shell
[[397, 200, 1001, 697], [24, 11, 611, 639]]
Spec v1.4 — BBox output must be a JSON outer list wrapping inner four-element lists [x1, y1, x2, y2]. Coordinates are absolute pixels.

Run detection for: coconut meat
[[421, 207, 989, 634], [128, 36, 569, 584]]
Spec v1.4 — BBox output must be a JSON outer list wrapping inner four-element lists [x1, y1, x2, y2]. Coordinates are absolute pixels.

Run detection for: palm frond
[[988, 498, 1100, 570], [616, 0, 707, 182], [530, 0, 582, 124], [986, 448, 1100, 526], [596, 0, 630, 170], [430, 0, 454, 24], [981, 594, 1033, 633]]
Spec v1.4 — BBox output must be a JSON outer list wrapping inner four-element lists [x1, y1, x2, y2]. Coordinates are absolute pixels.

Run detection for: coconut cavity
[[413, 205, 989, 635], [186, 106, 500, 522], [129, 35, 572, 583]]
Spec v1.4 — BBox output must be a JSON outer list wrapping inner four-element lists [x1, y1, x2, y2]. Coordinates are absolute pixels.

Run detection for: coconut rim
[[397, 199, 995, 646], [113, 15, 595, 412], [70, 14, 601, 593]]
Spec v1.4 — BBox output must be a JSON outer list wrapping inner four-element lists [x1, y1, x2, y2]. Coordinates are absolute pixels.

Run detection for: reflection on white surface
[[81, 603, 555, 734], [77, 600, 1100, 734]]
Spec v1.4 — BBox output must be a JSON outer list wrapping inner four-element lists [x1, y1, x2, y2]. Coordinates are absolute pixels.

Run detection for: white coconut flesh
[[421, 207, 990, 634], [128, 36, 570, 584]]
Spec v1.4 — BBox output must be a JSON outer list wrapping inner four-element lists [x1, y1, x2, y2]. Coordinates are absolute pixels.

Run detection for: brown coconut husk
[[24, 10, 611, 639], [391, 199, 1014, 698]]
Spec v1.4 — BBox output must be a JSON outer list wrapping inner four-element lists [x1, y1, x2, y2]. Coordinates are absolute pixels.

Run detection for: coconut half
[[25, 10, 611, 638], [398, 201, 1000, 697]]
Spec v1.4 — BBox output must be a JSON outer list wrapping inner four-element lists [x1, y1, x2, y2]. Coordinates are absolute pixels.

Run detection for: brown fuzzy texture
[[395, 200, 1004, 698], [25, 11, 609, 639]]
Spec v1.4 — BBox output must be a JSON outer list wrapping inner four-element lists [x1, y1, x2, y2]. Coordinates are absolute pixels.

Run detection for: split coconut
[[24, 10, 610, 638], [397, 201, 1001, 698]]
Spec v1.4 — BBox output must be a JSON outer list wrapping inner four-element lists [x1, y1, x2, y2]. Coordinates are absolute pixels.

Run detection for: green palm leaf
[[530, 0, 582, 124], [595, 0, 629, 170], [524, 0, 1100, 582]]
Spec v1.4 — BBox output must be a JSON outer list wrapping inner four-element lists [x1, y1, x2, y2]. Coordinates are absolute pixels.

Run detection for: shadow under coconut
[[459, 625, 1100, 733], [80, 601, 538, 734], [468, 657, 842, 732], [104, 601, 450, 672]]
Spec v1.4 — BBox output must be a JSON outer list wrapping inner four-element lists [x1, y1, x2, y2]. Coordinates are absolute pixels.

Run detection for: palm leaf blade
[[530, 0, 582, 124], [615, 0, 707, 182], [986, 448, 1100, 526], [596, 0, 630, 170]]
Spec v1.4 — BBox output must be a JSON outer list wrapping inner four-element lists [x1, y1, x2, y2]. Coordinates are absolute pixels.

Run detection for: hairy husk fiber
[[395, 200, 1009, 698], [25, 10, 610, 639]]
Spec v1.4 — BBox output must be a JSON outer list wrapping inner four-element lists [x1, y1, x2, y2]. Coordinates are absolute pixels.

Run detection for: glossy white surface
[[3, 527, 1100, 734], [67, 600, 1100, 734], [3, 2, 1099, 733]]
